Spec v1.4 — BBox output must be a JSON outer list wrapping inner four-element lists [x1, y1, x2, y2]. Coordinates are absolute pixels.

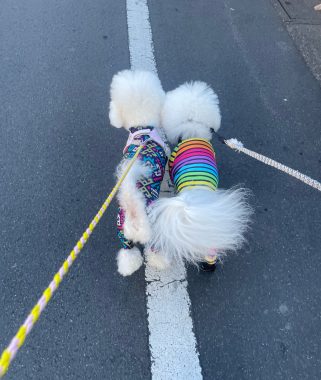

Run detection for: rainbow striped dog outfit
[[169, 137, 219, 267], [169, 138, 219, 193]]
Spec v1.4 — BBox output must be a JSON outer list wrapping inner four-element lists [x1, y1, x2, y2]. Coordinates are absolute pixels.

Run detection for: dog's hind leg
[[144, 245, 171, 270], [117, 161, 152, 244], [116, 207, 143, 276], [116, 247, 143, 276]]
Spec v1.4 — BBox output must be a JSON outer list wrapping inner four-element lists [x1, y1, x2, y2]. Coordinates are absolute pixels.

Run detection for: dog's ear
[[109, 101, 123, 128]]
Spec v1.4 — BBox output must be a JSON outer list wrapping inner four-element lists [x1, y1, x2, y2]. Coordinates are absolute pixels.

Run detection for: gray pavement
[[149, 0, 321, 378], [0, 1, 150, 379], [1, 0, 321, 379], [273, 0, 321, 84]]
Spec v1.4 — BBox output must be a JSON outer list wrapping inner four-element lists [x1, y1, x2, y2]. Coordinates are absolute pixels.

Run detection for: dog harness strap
[[148, 129, 168, 152], [124, 126, 167, 153], [169, 138, 219, 193]]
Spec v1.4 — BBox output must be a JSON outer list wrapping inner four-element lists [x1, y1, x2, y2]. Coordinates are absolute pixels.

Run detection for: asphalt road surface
[[1, 0, 321, 379]]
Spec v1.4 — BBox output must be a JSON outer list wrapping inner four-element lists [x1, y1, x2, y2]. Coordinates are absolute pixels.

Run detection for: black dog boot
[[200, 255, 217, 272]]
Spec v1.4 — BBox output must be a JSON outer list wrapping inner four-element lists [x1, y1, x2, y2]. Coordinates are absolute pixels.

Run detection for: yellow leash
[[0, 145, 143, 378]]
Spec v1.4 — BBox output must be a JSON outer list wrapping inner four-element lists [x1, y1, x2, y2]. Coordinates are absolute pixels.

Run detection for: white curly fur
[[144, 246, 171, 270], [109, 70, 165, 130], [117, 247, 144, 276], [148, 81, 252, 265], [161, 81, 221, 144], [109, 70, 166, 276], [116, 161, 152, 244], [149, 188, 252, 264]]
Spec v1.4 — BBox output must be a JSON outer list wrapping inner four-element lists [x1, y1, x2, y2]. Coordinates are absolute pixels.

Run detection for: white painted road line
[[146, 265, 203, 380], [126, 0, 157, 73], [126, 1, 203, 379]]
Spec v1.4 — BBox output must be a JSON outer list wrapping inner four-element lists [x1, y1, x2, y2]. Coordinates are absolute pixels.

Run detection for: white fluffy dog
[[109, 70, 169, 276], [148, 81, 252, 269]]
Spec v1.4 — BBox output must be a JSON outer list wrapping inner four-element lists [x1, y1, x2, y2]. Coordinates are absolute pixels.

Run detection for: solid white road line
[[126, 1, 203, 379], [126, 0, 157, 73]]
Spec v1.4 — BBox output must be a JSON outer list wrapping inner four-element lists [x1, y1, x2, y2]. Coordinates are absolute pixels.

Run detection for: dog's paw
[[145, 248, 171, 270], [124, 220, 151, 244], [117, 247, 143, 276]]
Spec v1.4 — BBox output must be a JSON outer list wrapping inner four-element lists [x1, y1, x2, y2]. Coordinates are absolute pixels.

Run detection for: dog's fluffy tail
[[148, 188, 252, 264]]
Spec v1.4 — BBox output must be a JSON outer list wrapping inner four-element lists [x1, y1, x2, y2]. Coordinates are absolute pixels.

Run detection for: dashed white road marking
[[126, 1, 202, 379]]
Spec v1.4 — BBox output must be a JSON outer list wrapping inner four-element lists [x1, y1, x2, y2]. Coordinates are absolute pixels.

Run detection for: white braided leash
[[224, 138, 321, 192]]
